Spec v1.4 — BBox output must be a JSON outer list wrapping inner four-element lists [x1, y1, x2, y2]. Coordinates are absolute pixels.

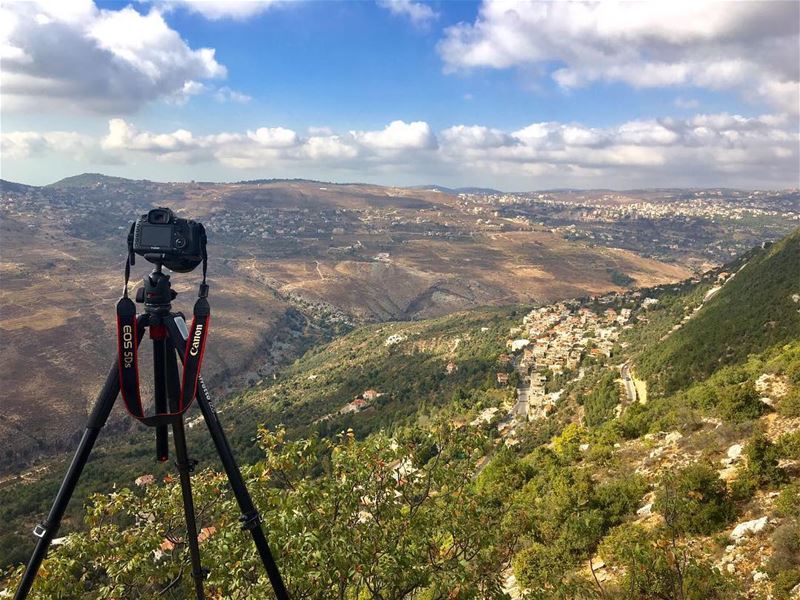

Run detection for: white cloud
[[1, 1, 226, 113], [246, 127, 298, 147], [214, 86, 252, 104], [158, 1, 282, 21], [674, 97, 700, 110], [1, 131, 94, 160], [440, 125, 516, 149], [5, 112, 797, 188], [438, 1, 800, 113], [376, 0, 438, 27], [350, 120, 437, 151]]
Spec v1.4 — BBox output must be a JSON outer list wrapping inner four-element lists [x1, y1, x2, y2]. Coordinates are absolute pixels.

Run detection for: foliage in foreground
[[1, 424, 513, 599]]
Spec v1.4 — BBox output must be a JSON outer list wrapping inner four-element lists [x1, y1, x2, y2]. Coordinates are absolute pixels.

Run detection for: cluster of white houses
[[502, 302, 631, 419]]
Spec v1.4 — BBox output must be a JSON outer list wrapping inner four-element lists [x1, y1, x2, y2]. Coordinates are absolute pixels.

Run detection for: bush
[[598, 523, 739, 599], [655, 463, 734, 535], [716, 381, 767, 423], [778, 387, 800, 417], [776, 431, 800, 460], [512, 542, 568, 590], [767, 522, 800, 576], [742, 433, 787, 487], [772, 568, 800, 599], [776, 481, 800, 519]]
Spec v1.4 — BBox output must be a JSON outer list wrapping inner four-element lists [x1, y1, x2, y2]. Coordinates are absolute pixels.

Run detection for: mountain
[[0, 180, 38, 193], [0, 175, 692, 467], [635, 229, 800, 393], [46, 173, 143, 188], [2, 230, 800, 598]]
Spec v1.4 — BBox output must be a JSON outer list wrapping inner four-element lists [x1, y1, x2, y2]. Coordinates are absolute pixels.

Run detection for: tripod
[[14, 267, 289, 600]]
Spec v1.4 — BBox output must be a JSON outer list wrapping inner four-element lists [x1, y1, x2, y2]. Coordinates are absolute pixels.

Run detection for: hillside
[[2, 231, 800, 598], [635, 229, 800, 393], [0, 175, 692, 466]]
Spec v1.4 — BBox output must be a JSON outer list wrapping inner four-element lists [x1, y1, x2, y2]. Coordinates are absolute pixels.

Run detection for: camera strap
[[115, 247, 211, 427]]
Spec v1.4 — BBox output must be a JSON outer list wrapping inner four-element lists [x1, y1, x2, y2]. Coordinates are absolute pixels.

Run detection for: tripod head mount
[[135, 263, 178, 314]]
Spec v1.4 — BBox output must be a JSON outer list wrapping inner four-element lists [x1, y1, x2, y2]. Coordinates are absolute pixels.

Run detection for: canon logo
[[189, 324, 204, 356], [122, 325, 134, 368]]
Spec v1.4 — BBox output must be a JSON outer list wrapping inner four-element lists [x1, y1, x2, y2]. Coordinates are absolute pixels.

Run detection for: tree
[[655, 463, 733, 536], [1, 424, 512, 599], [598, 523, 739, 600]]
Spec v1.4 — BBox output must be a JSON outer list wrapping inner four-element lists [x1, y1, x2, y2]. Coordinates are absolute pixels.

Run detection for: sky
[[1, 0, 799, 190]]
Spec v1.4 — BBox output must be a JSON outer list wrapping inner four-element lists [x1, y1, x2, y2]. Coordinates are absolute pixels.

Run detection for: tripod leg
[[164, 316, 289, 599], [14, 361, 122, 600], [153, 337, 169, 462], [165, 341, 206, 598], [171, 419, 206, 600], [195, 380, 290, 600]]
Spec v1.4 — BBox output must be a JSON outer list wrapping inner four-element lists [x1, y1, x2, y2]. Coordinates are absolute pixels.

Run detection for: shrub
[[655, 463, 734, 535], [742, 433, 787, 487], [512, 542, 569, 590], [598, 523, 739, 599], [776, 481, 800, 519], [767, 522, 800, 576], [778, 387, 800, 417], [716, 381, 767, 423], [776, 431, 800, 459]]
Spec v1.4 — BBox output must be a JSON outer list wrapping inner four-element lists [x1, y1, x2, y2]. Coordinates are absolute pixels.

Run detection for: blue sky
[[2, 1, 798, 189]]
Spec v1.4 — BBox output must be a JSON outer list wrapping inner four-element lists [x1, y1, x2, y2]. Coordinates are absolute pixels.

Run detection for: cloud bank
[[4, 114, 797, 188], [438, 1, 800, 113], [1, 1, 226, 113]]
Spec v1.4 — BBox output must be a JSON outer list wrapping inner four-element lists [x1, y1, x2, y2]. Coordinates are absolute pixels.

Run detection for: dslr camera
[[131, 207, 205, 272]]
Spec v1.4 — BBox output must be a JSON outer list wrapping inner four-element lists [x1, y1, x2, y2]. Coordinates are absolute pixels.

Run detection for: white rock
[[789, 582, 800, 597], [664, 431, 683, 444], [579, 443, 590, 452], [752, 570, 769, 583], [760, 396, 775, 407], [730, 517, 768, 540], [636, 503, 653, 517], [727, 444, 743, 460]]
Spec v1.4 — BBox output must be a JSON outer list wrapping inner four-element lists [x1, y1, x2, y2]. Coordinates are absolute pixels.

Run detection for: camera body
[[131, 208, 205, 272]]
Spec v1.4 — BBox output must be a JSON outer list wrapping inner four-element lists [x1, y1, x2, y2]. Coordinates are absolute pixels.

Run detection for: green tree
[[655, 464, 734, 536], [598, 523, 739, 600], [1, 425, 511, 599]]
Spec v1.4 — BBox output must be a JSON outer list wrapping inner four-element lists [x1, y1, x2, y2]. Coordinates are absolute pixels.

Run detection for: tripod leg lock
[[192, 566, 210, 580], [32, 522, 50, 539], [239, 511, 263, 531], [175, 458, 199, 473]]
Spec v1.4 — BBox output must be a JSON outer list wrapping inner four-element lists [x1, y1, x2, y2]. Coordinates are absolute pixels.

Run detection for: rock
[[730, 517, 768, 540], [726, 562, 736, 574], [637, 503, 653, 517], [727, 444, 743, 460], [752, 570, 769, 583], [579, 443, 590, 451], [790, 582, 800, 597], [664, 431, 683, 444], [760, 396, 775, 407]]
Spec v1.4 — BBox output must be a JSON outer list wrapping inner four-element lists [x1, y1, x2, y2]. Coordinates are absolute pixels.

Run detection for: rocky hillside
[[2, 231, 799, 598], [0, 175, 690, 467]]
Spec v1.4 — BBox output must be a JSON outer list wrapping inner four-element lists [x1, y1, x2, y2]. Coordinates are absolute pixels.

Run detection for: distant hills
[[7, 173, 795, 195]]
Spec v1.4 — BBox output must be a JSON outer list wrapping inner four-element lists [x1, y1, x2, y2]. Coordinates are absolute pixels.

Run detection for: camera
[[131, 208, 205, 272]]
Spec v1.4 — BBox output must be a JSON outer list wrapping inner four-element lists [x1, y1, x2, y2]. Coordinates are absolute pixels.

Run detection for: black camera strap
[[115, 245, 211, 427]]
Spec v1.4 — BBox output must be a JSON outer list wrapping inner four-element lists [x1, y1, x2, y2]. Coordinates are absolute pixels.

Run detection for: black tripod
[[14, 267, 289, 600]]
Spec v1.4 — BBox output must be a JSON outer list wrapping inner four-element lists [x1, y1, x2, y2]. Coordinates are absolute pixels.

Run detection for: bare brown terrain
[[0, 174, 691, 466]]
